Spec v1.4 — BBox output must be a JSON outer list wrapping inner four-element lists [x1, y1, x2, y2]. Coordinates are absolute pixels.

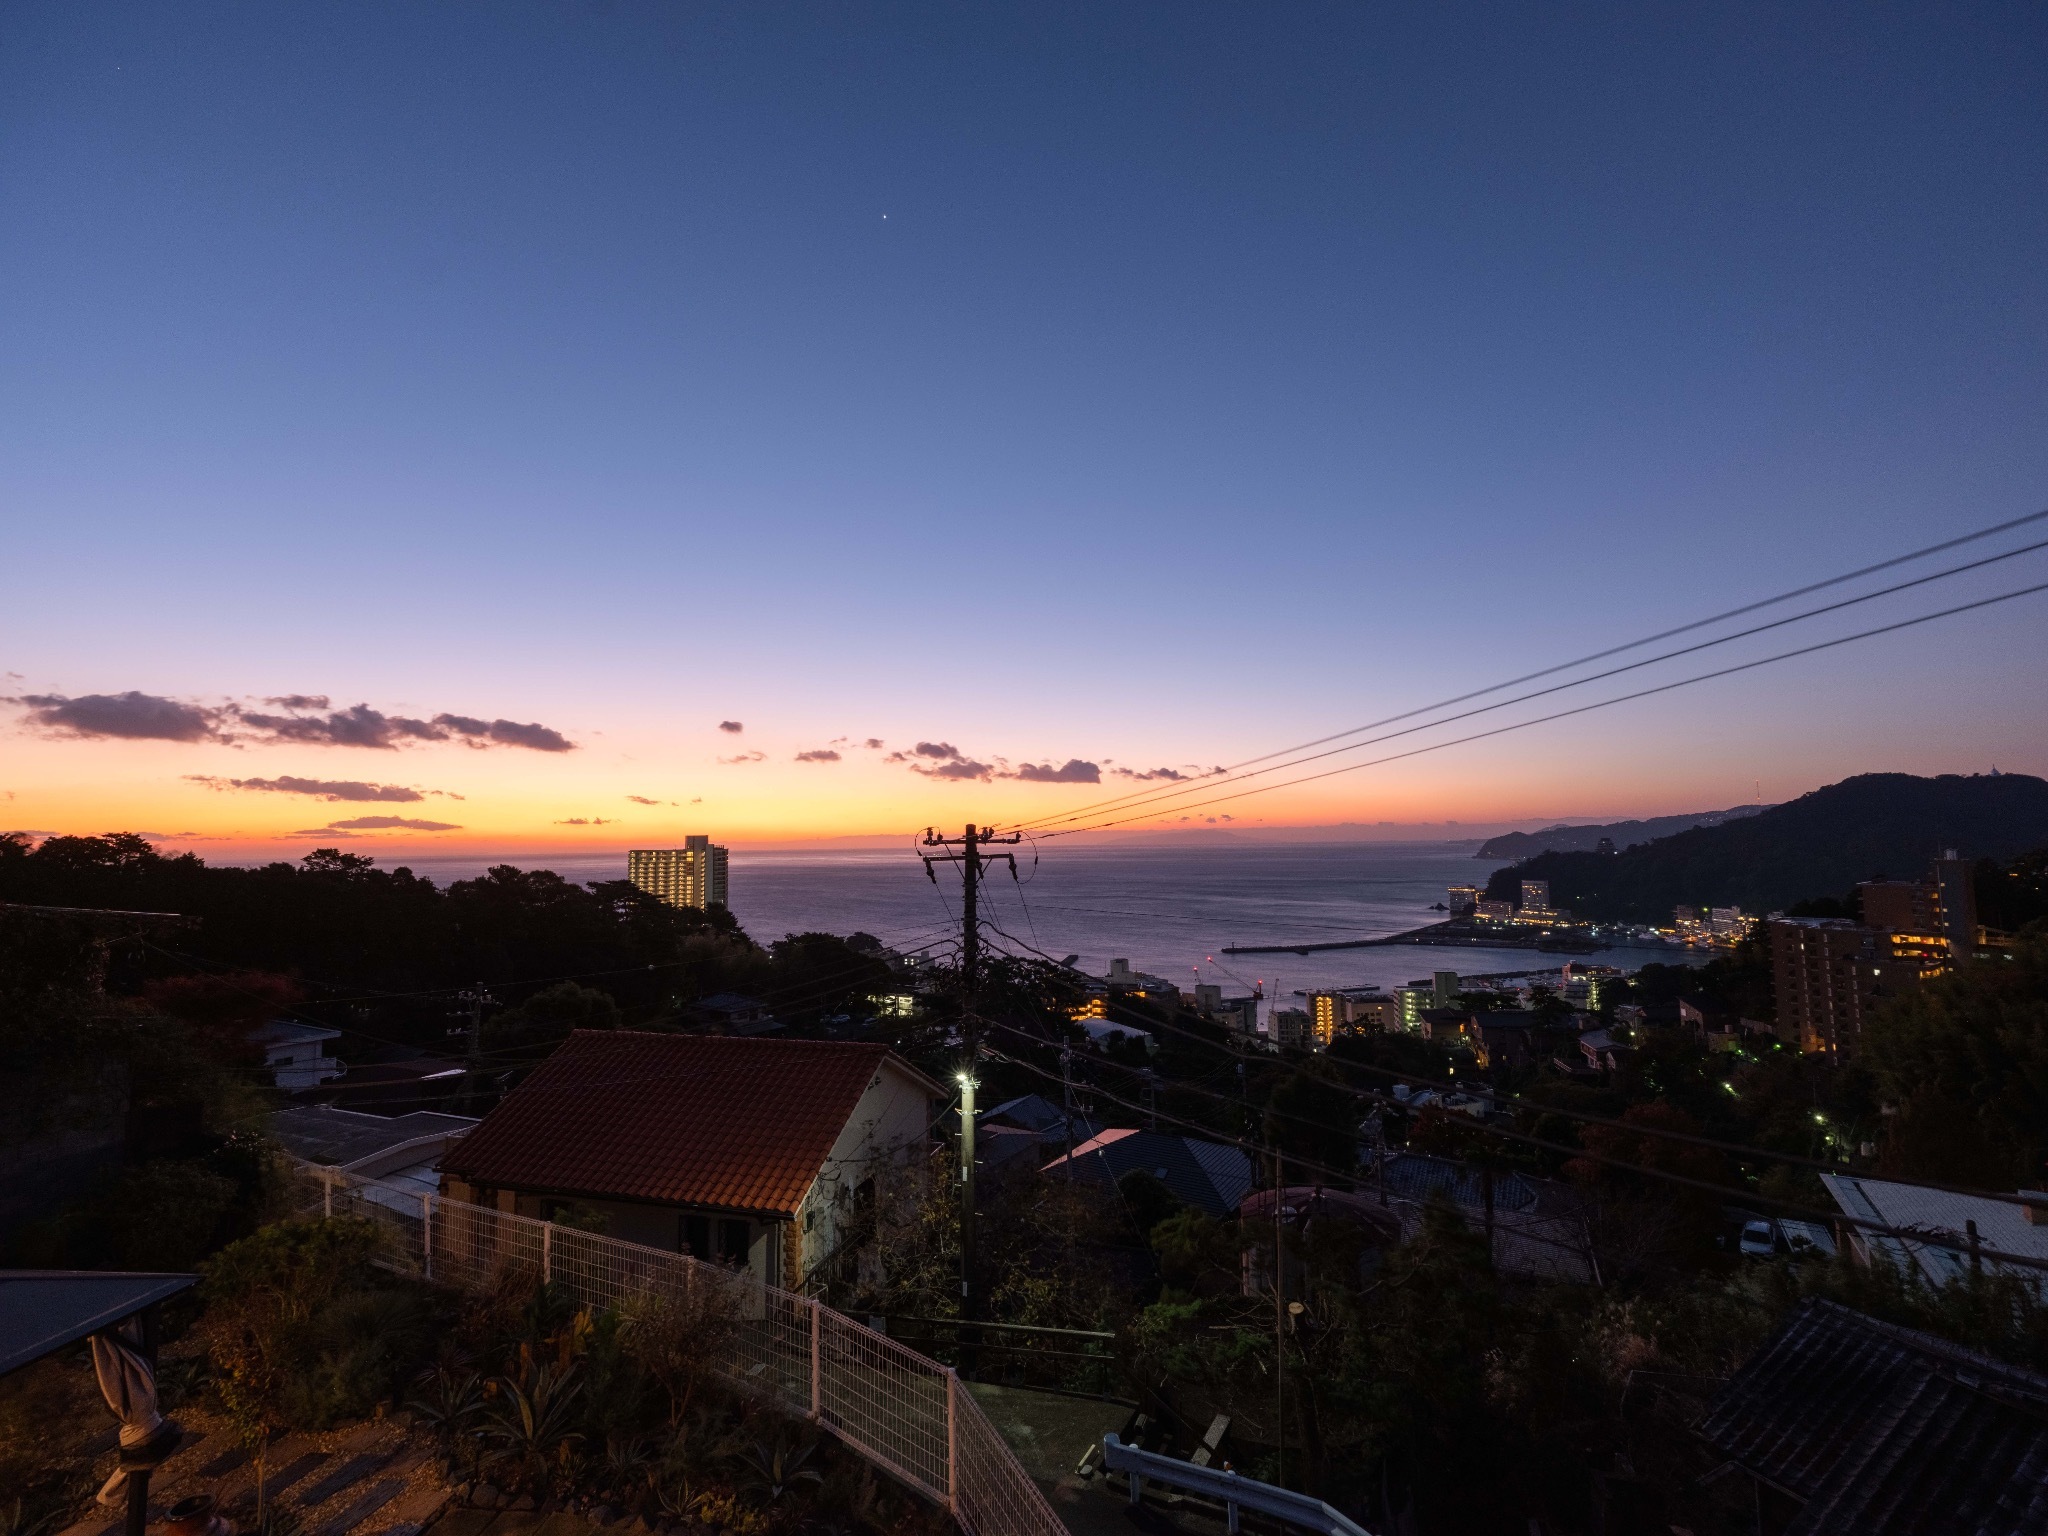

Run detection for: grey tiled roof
[[1700, 1297, 2048, 1534]]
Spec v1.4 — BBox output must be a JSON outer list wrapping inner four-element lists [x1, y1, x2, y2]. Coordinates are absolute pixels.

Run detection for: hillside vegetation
[[1483, 772, 2048, 921]]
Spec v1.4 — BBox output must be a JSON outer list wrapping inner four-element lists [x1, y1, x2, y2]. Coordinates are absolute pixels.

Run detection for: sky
[[3, 1, 2045, 858]]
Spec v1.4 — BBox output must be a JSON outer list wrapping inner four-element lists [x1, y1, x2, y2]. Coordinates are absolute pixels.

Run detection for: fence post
[[946, 1366, 959, 1514], [322, 1169, 334, 1219], [421, 1191, 434, 1281], [542, 1220, 553, 1284], [809, 1297, 823, 1421]]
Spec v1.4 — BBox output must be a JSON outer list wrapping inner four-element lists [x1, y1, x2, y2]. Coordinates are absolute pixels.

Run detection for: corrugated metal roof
[[1822, 1174, 2048, 1293], [441, 1031, 934, 1216], [1700, 1298, 2048, 1534]]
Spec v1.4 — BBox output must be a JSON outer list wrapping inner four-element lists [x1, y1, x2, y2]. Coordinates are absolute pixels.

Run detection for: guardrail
[[1101, 1434, 1375, 1536], [305, 1168, 1068, 1536]]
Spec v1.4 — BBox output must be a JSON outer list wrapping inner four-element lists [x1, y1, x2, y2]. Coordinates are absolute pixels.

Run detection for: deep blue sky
[[3, 2, 2045, 844]]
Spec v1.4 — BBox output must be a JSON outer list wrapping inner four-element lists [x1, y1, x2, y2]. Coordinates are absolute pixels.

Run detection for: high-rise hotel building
[[628, 836, 730, 911]]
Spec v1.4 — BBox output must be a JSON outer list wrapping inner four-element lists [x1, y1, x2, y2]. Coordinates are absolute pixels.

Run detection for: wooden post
[[542, 1220, 554, 1284], [323, 1169, 334, 1219], [421, 1191, 434, 1281]]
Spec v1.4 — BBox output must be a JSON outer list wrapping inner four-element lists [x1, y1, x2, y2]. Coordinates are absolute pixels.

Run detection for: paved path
[[55, 1409, 451, 1536]]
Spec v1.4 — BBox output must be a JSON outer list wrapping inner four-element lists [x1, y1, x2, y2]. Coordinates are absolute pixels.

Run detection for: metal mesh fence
[[300, 1169, 1062, 1536]]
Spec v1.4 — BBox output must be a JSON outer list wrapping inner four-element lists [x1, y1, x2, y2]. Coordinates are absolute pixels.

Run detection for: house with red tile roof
[[439, 1030, 945, 1288]]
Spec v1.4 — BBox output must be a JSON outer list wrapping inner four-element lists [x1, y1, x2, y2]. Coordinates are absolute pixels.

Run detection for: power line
[[1034, 577, 2048, 836], [1017, 538, 2048, 833], [980, 1034, 2048, 1279], [977, 925, 2048, 1217], [1008, 505, 2048, 832]]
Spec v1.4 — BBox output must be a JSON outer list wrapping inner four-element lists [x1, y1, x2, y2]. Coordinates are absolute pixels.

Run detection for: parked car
[[1739, 1219, 1778, 1258]]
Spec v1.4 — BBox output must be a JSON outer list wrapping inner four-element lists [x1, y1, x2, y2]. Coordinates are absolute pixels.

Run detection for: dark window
[[681, 1214, 711, 1259], [720, 1219, 750, 1266]]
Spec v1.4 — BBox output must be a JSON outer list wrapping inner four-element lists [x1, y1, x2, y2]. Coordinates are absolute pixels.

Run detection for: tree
[[481, 981, 622, 1061], [1865, 930, 2048, 1185]]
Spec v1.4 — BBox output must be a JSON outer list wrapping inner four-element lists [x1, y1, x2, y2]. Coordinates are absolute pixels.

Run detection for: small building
[[975, 1094, 1099, 1179], [1576, 1027, 1633, 1073], [1471, 1012, 1543, 1070], [248, 1020, 343, 1091], [270, 1103, 477, 1214], [1699, 1297, 2048, 1534], [1271, 1007, 1314, 1049], [440, 1031, 943, 1287], [693, 992, 780, 1036], [1418, 1007, 1477, 1046], [1820, 1173, 2048, 1294], [1041, 1129, 1254, 1219]]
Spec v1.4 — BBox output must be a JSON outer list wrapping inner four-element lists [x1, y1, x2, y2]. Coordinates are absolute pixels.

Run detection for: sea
[[389, 841, 1696, 1014]]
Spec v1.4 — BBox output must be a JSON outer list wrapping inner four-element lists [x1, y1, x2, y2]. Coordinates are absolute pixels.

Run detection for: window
[[720, 1219, 751, 1267], [681, 1214, 711, 1259]]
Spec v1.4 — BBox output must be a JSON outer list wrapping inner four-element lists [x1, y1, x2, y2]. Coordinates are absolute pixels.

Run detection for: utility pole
[[958, 1071, 978, 1373], [1272, 1146, 1287, 1486], [920, 824, 1019, 1382]]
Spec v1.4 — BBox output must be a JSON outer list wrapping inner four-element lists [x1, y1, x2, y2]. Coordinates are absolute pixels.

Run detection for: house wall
[[443, 1179, 787, 1283], [796, 1059, 935, 1280]]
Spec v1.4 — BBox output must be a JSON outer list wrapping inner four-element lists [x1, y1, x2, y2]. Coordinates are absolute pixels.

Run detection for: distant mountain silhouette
[[1482, 772, 2048, 923], [1476, 805, 1767, 860]]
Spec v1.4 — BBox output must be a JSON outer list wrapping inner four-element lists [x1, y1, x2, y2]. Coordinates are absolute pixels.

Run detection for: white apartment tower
[[628, 836, 730, 911]]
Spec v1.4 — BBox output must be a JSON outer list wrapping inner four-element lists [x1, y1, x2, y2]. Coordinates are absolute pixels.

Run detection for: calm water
[[391, 841, 1675, 1006]]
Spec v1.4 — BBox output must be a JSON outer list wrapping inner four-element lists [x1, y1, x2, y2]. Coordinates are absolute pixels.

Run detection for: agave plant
[[408, 1363, 486, 1483], [734, 1429, 822, 1508], [480, 1361, 585, 1495]]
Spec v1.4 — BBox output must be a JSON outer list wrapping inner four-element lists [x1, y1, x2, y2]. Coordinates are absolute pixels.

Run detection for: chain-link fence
[[304, 1168, 1068, 1536]]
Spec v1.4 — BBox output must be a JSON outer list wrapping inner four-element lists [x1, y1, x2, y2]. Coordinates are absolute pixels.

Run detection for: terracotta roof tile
[[442, 1031, 930, 1216]]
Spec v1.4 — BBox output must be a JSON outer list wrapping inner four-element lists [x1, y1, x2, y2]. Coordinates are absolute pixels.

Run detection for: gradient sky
[[3, 2, 2045, 856]]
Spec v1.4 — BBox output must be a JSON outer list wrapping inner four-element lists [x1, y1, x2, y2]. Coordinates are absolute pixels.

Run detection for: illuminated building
[[1305, 988, 1397, 1043], [628, 836, 729, 910], [1447, 884, 1480, 916], [1768, 918, 1940, 1055], [1476, 899, 1514, 922], [1520, 878, 1552, 914], [1396, 984, 1434, 1031]]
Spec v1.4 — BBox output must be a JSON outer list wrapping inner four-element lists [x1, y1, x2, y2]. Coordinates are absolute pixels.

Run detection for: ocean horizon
[[365, 840, 1686, 1004]]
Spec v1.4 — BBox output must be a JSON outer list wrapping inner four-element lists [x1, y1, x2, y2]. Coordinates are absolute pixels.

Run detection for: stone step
[[315, 1477, 403, 1536], [300, 1450, 398, 1509]]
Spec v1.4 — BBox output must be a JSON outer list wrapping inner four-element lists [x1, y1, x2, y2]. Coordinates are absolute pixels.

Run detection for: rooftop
[[1041, 1128, 1253, 1218], [1700, 1297, 2048, 1534], [442, 1030, 938, 1217], [268, 1104, 478, 1170], [1821, 1173, 2048, 1291]]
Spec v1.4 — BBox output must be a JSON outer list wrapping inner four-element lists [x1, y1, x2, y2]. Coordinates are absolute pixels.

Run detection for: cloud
[[719, 751, 766, 765], [795, 749, 842, 763], [554, 817, 616, 826], [262, 694, 330, 710], [718, 720, 744, 733], [1113, 765, 1188, 782], [626, 795, 669, 806], [914, 759, 994, 782], [1007, 759, 1101, 784], [186, 774, 429, 803], [13, 691, 224, 743], [231, 703, 575, 752], [862, 738, 884, 750], [430, 714, 576, 752], [293, 815, 462, 833], [889, 741, 964, 764]]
